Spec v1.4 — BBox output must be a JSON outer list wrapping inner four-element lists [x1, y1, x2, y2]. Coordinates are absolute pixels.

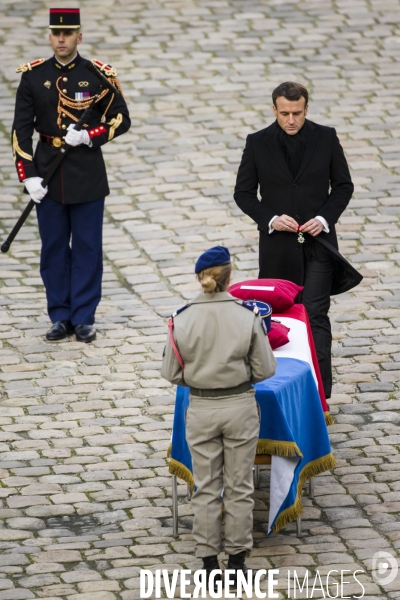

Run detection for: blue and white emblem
[[242, 300, 272, 332]]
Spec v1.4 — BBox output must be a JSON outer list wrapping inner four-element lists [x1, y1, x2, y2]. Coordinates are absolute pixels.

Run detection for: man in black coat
[[12, 7, 130, 343], [234, 82, 359, 399]]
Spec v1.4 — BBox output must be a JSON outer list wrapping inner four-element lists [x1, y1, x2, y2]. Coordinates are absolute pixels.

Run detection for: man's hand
[[272, 214, 299, 232], [300, 218, 324, 237], [24, 177, 48, 204], [65, 124, 91, 147]]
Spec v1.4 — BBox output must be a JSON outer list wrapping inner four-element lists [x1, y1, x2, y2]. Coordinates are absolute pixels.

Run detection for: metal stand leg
[[254, 465, 261, 489], [187, 484, 192, 501], [296, 516, 302, 538], [309, 477, 314, 499], [172, 475, 178, 538]]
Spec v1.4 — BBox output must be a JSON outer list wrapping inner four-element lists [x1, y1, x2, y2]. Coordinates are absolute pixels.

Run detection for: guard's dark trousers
[[36, 196, 104, 325]]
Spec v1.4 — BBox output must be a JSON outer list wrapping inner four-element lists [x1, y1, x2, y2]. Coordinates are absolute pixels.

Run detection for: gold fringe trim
[[166, 443, 172, 458], [272, 452, 337, 533], [257, 439, 302, 458], [168, 458, 195, 492], [325, 412, 334, 426]]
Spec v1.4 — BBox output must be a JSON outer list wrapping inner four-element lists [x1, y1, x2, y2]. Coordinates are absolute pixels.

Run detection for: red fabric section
[[50, 9, 80, 13], [229, 278, 303, 312], [92, 60, 113, 75], [273, 304, 329, 413], [168, 317, 184, 371], [268, 322, 290, 350], [16, 161, 26, 182], [88, 125, 107, 139]]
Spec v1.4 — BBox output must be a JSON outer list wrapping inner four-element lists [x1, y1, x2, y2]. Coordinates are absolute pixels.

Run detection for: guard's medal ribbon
[[297, 225, 305, 244]]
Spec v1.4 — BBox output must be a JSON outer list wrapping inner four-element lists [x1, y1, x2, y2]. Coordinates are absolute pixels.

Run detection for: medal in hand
[[297, 225, 305, 244]]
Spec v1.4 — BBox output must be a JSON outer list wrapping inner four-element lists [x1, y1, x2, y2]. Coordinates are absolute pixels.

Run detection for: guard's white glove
[[65, 124, 91, 147], [24, 177, 48, 204]]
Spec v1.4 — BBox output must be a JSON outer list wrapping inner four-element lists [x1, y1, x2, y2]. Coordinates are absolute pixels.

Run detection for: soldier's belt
[[40, 134, 65, 148], [190, 381, 252, 397]]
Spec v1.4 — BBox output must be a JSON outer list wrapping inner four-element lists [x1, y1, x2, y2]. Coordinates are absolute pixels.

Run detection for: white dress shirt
[[268, 215, 329, 234]]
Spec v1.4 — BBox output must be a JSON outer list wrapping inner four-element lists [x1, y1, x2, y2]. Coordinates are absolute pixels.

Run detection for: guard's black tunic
[[12, 53, 130, 204]]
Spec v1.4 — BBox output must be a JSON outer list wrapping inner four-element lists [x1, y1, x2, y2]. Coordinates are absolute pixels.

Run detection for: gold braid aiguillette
[[55, 76, 109, 127]]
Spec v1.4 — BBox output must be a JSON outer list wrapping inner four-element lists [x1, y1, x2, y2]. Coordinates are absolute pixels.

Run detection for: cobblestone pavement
[[0, 0, 400, 598]]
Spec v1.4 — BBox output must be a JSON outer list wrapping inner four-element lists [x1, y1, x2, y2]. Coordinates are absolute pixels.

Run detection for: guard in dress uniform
[[11, 7, 130, 342], [161, 246, 276, 590]]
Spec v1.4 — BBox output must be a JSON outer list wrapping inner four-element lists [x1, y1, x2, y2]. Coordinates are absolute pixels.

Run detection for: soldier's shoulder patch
[[91, 59, 117, 78], [240, 300, 259, 315], [240, 300, 271, 334], [16, 58, 45, 73]]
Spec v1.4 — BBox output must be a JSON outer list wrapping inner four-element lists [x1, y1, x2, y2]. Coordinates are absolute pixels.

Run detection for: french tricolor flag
[[273, 303, 332, 425], [229, 281, 332, 424], [229, 284, 335, 533]]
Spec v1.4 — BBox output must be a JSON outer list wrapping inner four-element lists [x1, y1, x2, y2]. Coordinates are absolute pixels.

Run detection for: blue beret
[[195, 246, 231, 274]]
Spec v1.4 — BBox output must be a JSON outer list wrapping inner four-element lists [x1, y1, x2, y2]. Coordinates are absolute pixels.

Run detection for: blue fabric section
[[175, 304, 189, 316], [255, 357, 325, 447], [171, 357, 332, 533], [36, 196, 104, 324], [171, 385, 192, 476], [194, 245, 230, 273], [255, 358, 332, 531]]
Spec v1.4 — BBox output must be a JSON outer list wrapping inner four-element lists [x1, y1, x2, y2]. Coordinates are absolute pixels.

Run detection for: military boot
[[226, 551, 249, 591], [202, 555, 222, 593]]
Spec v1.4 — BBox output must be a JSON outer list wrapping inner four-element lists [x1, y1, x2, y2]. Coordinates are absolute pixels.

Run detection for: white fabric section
[[240, 285, 275, 291], [315, 215, 329, 233], [24, 177, 48, 203], [65, 124, 91, 147], [268, 215, 279, 234], [268, 455, 300, 533], [55, 53, 78, 67], [273, 317, 318, 387]]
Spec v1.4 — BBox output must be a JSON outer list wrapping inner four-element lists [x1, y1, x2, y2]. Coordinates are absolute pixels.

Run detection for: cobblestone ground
[[0, 0, 400, 598]]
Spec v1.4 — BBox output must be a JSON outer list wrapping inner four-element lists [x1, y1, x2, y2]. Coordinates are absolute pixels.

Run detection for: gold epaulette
[[91, 59, 117, 78], [16, 58, 45, 73]]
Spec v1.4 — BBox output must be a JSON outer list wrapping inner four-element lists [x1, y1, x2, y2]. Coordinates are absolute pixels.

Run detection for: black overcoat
[[234, 119, 362, 294], [12, 53, 130, 204]]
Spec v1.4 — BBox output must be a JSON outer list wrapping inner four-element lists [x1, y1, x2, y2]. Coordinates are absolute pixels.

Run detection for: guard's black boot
[[46, 320, 74, 341], [226, 551, 249, 591], [202, 556, 222, 593], [75, 324, 96, 343]]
